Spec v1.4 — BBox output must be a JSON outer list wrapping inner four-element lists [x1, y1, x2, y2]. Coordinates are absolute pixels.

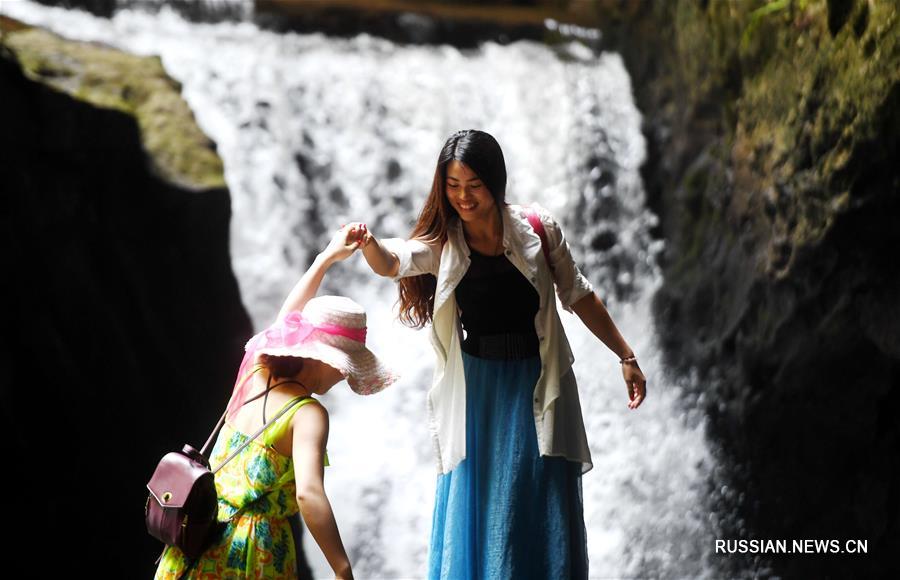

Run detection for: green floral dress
[[155, 396, 327, 579]]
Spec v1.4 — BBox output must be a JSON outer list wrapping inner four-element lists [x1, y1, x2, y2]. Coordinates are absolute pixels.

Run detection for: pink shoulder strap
[[524, 205, 554, 276]]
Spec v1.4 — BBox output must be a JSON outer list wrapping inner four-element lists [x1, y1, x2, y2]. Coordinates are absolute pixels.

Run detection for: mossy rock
[[0, 20, 225, 190], [588, 3, 899, 576]]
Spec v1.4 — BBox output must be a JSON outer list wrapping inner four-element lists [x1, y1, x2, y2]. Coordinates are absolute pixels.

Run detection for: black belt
[[461, 332, 540, 360]]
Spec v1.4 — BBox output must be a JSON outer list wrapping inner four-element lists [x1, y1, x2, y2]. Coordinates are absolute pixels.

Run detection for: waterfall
[[3, 2, 717, 577]]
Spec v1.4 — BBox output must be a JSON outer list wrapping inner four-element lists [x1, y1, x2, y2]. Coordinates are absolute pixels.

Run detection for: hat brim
[[256, 341, 397, 396]]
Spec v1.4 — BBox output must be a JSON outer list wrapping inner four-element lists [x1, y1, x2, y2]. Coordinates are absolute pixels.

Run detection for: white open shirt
[[381, 203, 595, 474]]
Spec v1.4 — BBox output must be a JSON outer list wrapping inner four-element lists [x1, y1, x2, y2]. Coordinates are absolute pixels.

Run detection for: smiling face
[[444, 159, 496, 224]]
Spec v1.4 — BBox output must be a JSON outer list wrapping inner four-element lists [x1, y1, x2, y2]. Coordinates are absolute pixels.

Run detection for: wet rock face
[[0, 19, 251, 574], [31, 0, 116, 18], [593, 0, 899, 577], [31, 0, 248, 22], [252, 0, 553, 47]]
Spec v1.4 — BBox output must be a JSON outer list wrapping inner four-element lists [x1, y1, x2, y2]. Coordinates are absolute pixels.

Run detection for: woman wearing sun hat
[[155, 224, 396, 580]]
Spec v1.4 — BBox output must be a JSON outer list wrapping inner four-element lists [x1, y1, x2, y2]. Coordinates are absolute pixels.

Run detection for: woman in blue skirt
[[357, 129, 647, 579]]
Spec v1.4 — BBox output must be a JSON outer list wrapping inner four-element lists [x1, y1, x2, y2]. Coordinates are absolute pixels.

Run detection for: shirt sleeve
[[378, 237, 440, 280], [534, 205, 594, 312]]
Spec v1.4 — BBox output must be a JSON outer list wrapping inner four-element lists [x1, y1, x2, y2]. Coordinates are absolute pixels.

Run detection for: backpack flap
[[146, 450, 213, 509]]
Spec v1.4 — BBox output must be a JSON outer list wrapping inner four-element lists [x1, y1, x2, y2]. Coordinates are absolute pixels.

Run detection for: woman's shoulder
[[290, 395, 326, 415], [289, 397, 328, 429], [284, 400, 328, 452], [507, 202, 560, 231], [507, 201, 553, 217]]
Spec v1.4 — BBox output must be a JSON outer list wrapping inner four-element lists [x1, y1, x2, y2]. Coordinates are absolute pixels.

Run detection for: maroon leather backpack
[[146, 444, 219, 559], [145, 376, 307, 561]]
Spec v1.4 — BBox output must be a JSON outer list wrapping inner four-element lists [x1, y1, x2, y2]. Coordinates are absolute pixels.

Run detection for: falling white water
[[2, 2, 717, 577]]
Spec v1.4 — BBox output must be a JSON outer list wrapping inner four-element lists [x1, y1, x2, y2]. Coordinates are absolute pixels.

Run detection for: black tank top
[[455, 247, 540, 359]]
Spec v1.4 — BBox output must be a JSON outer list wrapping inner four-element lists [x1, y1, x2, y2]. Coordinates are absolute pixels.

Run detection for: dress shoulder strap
[[262, 396, 320, 447]]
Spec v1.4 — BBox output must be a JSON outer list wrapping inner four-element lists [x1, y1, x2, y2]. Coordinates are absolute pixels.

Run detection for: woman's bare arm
[[274, 224, 364, 322], [571, 292, 646, 409], [350, 222, 440, 279], [571, 292, 632, 359], [291, 403, 353, 579], [357, 224, 400, 277]]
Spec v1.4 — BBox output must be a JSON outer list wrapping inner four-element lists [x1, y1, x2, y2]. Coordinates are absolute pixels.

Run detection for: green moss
[[1, 25, 225, 190], [670, 163, 719, 280], [639, 0, 897, 275]]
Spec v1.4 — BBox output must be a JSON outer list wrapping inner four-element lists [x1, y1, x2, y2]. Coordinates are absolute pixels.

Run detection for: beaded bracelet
[[619, 355, 637, 365]]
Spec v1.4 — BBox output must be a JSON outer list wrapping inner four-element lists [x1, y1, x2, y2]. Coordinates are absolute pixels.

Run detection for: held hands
[[343, 221, 374, 249], [321, 223, 370, 263], [622, 359, 647, 409]]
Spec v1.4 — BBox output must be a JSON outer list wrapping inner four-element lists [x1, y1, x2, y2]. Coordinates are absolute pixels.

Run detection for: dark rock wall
[[592, 0, 899, 577], [252, 0, 599, 47], [31, 0, 248, 22], [1, 19, 252, 574]]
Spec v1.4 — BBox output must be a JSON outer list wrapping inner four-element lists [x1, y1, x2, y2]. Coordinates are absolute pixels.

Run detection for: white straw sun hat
[[235, 296, 398, 398]]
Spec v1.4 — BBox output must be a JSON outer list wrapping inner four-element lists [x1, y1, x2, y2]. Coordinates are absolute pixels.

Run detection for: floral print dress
[[155, 396, 327, 579]]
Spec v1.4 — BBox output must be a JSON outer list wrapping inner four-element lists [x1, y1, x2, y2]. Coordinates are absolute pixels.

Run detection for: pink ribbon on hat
[[253, 311, 366, 349], [226, 311, 366, 418]]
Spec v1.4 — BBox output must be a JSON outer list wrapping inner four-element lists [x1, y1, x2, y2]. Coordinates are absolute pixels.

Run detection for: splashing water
[[3, 2, 718, 577]]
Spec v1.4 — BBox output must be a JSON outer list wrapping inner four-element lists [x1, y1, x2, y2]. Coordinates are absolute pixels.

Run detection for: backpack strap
[[199, 364, 308, 467], [524, 205, 555, 278], [211, 393, 312, 474]]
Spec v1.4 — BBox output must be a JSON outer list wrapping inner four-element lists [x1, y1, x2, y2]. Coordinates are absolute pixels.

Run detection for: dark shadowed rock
[[0, 17, 252, 575], [252, 0, 592, 47], [31, 0, 250, 22]]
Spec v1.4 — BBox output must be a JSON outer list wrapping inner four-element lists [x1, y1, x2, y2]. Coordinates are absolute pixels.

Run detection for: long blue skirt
[[428, 352, 588, 580]]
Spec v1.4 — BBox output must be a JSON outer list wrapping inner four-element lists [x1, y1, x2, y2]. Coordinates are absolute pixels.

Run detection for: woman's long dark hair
[[398, 129, 507, 328]]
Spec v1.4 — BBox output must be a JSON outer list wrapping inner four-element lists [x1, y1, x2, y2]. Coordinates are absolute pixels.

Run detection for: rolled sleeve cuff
[[378, 237, 411, 280], [560, 272, 594, 313]]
